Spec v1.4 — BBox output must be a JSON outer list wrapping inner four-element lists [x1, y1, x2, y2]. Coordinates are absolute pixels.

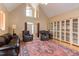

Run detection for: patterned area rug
[[19, 39, 79, 56]]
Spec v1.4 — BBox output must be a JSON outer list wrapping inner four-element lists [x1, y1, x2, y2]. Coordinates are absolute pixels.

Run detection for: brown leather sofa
[[0, 33, 20, 56]]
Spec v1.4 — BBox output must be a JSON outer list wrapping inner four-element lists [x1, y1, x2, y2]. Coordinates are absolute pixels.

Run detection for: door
[[27, 22, 34, 34], [37, 23, 40, 37]]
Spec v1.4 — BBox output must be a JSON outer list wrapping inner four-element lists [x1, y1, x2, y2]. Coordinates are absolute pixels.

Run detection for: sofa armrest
[[12, 35, 20, 46], [0, 45, 17, 51]]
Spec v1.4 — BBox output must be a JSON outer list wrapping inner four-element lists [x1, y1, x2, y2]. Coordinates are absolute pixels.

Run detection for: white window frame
[[26, 7, 33, 17], [0, 11, 5, 30]]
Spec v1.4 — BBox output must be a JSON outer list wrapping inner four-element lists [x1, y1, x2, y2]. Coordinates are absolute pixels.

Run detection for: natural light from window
[[0, 10, 5, 30], [26, 6, 33, 17]]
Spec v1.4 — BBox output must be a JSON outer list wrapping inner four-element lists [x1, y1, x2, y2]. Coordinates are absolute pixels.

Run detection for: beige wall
[[9, 4, 48, 39], [48, 7, 79, 31], [0, 4, 9, 35], [38, 6, 48, 31]]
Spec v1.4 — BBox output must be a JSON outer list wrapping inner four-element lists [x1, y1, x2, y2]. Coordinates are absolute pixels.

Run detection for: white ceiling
[[40, 3, 79, 17], [3, 3, 21, 11], [31, 3, 39, 8], [2, 3, 79, 17]]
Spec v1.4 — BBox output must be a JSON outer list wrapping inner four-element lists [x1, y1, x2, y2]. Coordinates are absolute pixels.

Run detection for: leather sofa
[[22, 31, 33, 42], [0, 33, 20, 56], [40, 30, 50, 41]]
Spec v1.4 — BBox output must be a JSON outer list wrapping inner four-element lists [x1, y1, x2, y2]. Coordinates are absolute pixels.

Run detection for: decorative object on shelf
[[12, 24, 16, 35]]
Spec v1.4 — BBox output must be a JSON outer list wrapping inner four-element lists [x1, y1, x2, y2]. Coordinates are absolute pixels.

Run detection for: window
[[26, 7, 33, 17], [0, 11, 5, 30]]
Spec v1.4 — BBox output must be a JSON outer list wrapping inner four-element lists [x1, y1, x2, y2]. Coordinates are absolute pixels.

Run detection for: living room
[[0, 3, 79, 56], [0, 3, 49, 56]]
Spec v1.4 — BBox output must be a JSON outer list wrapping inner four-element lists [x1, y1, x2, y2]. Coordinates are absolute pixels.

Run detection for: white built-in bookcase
[[51, 18, 79, 46]]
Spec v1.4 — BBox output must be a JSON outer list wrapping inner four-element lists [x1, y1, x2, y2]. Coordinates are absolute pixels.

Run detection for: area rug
[[19, 39, 79, 56]]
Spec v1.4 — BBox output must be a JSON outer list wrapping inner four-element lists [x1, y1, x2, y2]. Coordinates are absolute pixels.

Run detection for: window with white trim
[[0, 11, 5, 30], [26, 7, 33, 17]]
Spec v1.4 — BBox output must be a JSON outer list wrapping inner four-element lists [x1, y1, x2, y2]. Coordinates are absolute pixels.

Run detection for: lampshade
[[12, 24, 16, 29]]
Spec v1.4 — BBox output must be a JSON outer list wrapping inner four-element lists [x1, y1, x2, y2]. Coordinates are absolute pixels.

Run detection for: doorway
[[37, 23, 40, 37], [27, 22, 34, 34]]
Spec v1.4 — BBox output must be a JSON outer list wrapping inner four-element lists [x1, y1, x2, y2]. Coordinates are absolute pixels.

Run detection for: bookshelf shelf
[[57, 21, 60, 39], [66, 20, 70, 42], [61, 21, 65, 41], [61, 21, 65, 31], [51, 18, 79, 46], [66, 20, 70, 31], [72, 19, 78, 44]]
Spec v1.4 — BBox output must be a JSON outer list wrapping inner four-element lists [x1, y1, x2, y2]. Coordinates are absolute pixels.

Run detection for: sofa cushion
[[0, 37, 6, 46], [23, 31, 29, 35], [3, 33, 12, 44], [5, 33, 12, 39], [0, 33, 20, 56]]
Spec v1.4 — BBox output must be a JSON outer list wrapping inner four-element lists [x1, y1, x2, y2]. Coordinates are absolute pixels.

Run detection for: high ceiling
[[3, 3, 21, 11], [40, 3, 79, 17], [2, 3, 79, 17]]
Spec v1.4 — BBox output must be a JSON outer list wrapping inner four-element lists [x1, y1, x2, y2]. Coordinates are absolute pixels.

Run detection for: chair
[[40, 30, 49, 41], [22, 31, 33, 42]]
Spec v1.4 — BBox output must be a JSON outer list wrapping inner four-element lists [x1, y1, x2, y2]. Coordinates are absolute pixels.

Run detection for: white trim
[[27, 22, 34, 34]]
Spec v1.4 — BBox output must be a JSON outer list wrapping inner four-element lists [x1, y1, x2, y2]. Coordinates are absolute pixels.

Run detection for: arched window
[[26, 6, 33, 17], [0, 10, 5, 30]]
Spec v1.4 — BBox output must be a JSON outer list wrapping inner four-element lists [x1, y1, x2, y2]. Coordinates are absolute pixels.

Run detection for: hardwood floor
[[53, 39, 79, 52]]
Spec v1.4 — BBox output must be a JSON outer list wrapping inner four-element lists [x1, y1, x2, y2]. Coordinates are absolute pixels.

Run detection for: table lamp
[[12, 24, 16, 35]]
